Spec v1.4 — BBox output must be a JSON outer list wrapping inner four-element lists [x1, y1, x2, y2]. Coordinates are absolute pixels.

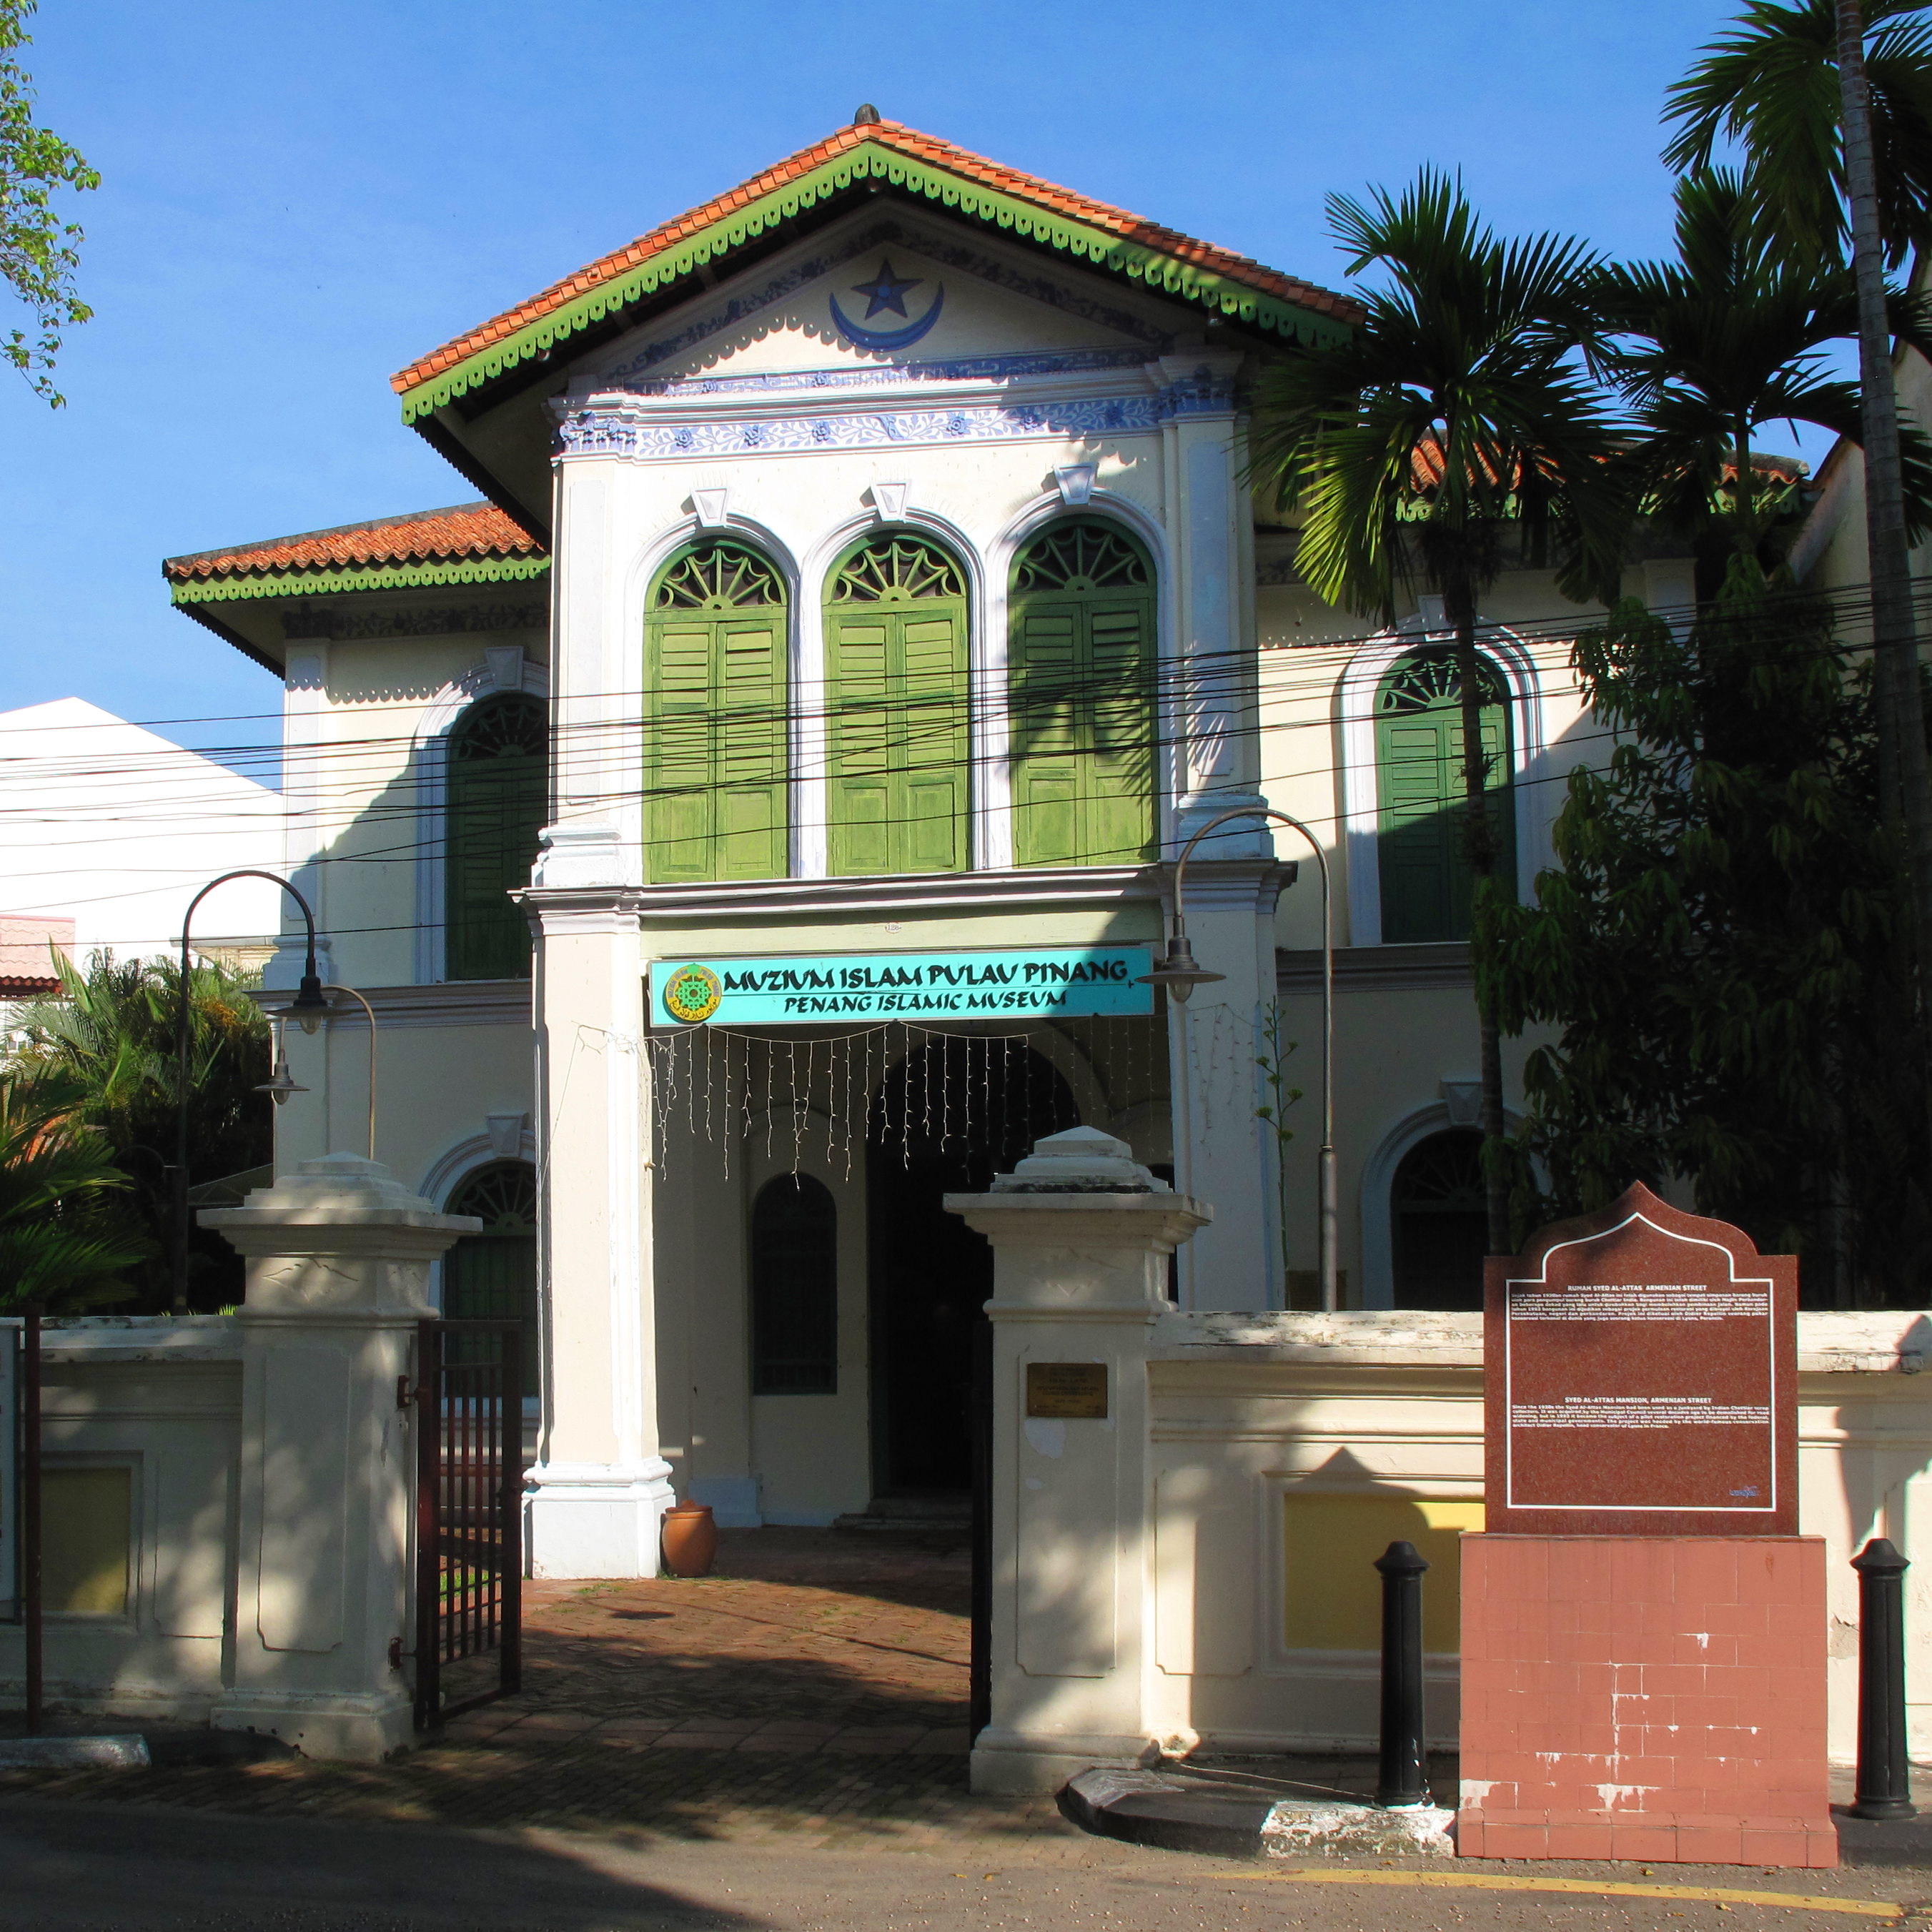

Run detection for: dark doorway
[[1389, 1127, 1487, 1310], [867, 1035, 1077, 1495]]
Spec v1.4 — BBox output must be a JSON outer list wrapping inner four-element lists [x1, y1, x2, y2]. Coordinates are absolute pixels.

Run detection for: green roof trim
[[399, 142, 1352, 422], [169, 554, 551, 605]]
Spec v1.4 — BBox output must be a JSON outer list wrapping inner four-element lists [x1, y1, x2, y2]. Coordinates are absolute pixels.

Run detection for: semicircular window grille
[[651, 540, 784, 611], [1377, 650, 1507, 715], [828, 534, 965, 603], [1013, 520, 1150, 595]]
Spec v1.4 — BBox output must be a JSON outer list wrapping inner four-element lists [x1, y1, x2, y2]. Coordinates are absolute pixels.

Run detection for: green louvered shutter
[[644, 543, 788, 883], [826, 535, 969, 876], [447, 693, 547, 981], [1375, 652, 1515, 943], [1010, 522, 1156, 867]]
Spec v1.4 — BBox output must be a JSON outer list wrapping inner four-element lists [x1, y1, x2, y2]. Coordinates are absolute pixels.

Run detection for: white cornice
[[520, 864, 1164, 926]]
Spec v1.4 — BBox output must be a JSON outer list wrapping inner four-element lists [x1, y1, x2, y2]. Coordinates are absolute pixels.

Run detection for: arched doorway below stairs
[[1389, 1127, 1487, 1310], [866, 1035, 1078, 1497]]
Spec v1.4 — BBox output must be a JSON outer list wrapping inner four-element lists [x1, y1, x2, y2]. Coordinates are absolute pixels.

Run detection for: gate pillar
[[201, 1154, 478, 1761], [946, 1126, 1210, 1795]]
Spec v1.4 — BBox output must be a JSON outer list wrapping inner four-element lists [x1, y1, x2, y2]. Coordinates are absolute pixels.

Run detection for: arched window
[[1389, 1129, 1486, 1310], [447, 693, 547, 981], [1009, 520, 1158, 867], [823, 533, 969, 875], [644, 540, 789, 883], [750, 1174, 838, 1394], [1374, 652, 1515, 943], [442, 1161, 538, 1364]]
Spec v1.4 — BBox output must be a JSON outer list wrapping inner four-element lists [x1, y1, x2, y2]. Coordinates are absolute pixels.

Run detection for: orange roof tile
[[392, 118, 1359, 398], [164, 502, 545, 582]]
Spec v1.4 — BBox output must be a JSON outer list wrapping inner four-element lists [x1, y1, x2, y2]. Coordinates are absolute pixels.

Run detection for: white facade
[[170, 122, 1729, 1573], [0, 697, 283, 965]]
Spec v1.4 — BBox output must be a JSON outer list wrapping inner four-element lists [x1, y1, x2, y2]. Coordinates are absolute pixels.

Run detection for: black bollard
[[1849, 1537, 1915, 1820], [1374, 1539, 1431, 1808]]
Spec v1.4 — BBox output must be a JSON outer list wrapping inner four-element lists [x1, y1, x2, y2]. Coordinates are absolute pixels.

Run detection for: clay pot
[[660, 1502, 718, 1577]]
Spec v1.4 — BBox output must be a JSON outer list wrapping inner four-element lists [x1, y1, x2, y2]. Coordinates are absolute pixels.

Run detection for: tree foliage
[[0, 1071, 149, 1312], [1590, 167, 1932, 573], [1477, 563, 1929, 1304], [1663, 0, 1932, 268], [5, 952, 272, 1309], [0, 0, 94, 404]]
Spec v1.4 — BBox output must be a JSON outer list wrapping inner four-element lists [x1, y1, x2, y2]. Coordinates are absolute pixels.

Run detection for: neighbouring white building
[[162, 114, 1733, 1572], [0, 697, 284, 969]]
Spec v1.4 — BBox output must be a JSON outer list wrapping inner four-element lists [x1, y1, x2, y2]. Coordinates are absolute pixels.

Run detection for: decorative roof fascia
[[169, 553, 552, 606], [393, 138, 1355, 423]]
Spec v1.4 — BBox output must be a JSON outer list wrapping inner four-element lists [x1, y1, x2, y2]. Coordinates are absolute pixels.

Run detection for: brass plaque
[[1026, 1362, 1108, 1420]]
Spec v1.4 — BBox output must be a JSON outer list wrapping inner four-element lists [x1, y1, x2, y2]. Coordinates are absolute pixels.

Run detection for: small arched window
[[1009, 520, 1157, 866], [644, 539, 789, 883], [447, 693, 547, 981], [750, 1174, 838, 1394], [1374, 652, 1515, 943], [443, 1160, 538, 1366], [1389, 1129, 1487, 1310], [823, 533, 969, 876]]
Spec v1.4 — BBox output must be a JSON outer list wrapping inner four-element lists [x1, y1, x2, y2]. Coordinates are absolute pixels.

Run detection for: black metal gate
[[412, 1318, 523, 1729]]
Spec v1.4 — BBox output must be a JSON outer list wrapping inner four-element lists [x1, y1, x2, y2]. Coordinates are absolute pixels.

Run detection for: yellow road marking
[[1225, 1868, 1905, 1918]]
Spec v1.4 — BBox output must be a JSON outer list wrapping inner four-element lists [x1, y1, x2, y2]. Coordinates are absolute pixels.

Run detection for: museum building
[[162, 113, 1690, 1573]]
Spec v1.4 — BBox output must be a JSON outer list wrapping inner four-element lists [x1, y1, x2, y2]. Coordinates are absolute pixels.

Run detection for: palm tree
[[0, 1074, 150, 1312], [1665, 0, 1932, 1059], [1591, 169, 1932, 570], [1247, 169, 1628, 1255], [5, 951, 269, 1308]]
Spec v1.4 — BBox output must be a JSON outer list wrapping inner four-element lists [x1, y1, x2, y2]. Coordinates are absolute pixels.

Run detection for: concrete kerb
[[1059, 1769, 1455, 1860]]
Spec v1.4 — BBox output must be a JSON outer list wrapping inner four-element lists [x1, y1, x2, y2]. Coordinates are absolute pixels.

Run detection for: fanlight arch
[[643, 537, 789, 884], [1007, 518, 1158, 866], [446, 691, 547, 981], [441, 1159, 539, 1359], [821, 531, 970, 876]]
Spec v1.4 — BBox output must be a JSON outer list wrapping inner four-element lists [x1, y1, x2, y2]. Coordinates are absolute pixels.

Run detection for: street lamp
[[319, 984, 380, 1161], [1140, 806, 1338, 1314], [174, 872, 330, 1310]]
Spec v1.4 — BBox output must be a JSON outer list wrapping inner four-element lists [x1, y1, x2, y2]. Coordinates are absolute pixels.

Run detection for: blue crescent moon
[[829, 283, 946, 352]]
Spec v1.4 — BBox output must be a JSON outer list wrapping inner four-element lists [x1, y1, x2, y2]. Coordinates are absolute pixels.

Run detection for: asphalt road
[[1, 1795, 1926, 1932]]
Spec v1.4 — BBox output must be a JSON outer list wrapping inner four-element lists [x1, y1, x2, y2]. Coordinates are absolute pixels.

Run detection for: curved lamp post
[[174, 872, 330, 1309], [1139, 806, 1337, 1313], [321, 984, 380, 1161]]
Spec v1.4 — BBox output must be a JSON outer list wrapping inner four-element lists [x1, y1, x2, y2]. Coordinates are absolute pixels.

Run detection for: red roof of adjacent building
[[164, 503, 545, 583], [391, 117, 1359, 398]]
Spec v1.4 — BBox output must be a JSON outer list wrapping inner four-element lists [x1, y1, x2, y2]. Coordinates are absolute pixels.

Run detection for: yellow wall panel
[[1282, 1493, 1483, 1655], [44, 1467, 132, 1617]]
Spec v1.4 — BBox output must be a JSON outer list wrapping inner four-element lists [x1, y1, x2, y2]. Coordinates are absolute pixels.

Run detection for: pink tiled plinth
[[1457, 1535, 1834, 1869]]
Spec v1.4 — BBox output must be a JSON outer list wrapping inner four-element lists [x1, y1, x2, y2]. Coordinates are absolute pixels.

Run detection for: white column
[[522, 891, 674, 1576], [946, 1127, 1210, 1795], [199, 1155, 477, 1761]]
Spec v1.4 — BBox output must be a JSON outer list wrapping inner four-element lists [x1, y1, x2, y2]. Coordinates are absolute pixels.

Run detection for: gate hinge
[[397, 1375, 417, 1411], [388, 1637, 411, 1670]]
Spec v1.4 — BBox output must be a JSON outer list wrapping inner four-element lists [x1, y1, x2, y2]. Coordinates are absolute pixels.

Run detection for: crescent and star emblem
[[828, 257, 946, 352]]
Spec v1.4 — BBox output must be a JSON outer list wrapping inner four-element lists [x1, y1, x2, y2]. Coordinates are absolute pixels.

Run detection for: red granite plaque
[[1484, 1182, 1796, 1536]]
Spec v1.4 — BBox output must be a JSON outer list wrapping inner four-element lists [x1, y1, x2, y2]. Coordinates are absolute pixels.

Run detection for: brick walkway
[[0, 1529, 1089, 1851]]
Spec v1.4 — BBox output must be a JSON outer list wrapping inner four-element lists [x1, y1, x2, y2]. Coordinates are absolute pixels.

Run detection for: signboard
[[0, 1322, 16, 1620], [650, 946, 1155, 1027], [1026, 1362, 1109, 1420], [1485, 1182, 1797, 1536]]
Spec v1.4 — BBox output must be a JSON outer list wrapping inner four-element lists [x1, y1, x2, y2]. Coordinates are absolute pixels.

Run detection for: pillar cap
[[991, 1126, 1166, 1194], [199, 1153, 481, 1234]]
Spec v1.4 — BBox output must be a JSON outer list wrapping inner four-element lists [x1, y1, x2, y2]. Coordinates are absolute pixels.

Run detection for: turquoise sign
[[651, 946, 1155, 1026]]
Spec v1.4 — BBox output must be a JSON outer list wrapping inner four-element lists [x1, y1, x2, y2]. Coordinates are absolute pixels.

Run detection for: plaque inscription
[[1484, 1182, 1797, 1536], [1026, 1362, 1109, 1420]]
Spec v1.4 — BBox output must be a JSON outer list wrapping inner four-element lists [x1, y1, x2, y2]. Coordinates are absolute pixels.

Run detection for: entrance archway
[[866, 1034, 1077, 1495]]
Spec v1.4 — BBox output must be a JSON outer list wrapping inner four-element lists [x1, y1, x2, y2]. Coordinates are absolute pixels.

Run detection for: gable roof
[[163, 502, 550, 605], [391, 117, 1359, 422]]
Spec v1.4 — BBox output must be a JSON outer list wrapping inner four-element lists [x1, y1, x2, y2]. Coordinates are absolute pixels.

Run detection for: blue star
[[851, 259, 923, 319]]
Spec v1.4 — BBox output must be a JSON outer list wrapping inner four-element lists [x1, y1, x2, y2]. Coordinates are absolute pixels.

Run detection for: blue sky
[[0, 0, 1763, 760]]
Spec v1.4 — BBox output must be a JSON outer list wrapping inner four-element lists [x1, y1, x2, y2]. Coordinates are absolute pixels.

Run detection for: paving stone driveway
[[0, 1530, 1086, 1851]]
